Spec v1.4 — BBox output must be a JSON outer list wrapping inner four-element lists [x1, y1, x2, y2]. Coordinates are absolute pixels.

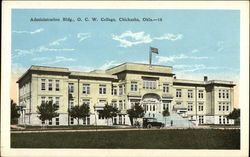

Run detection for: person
[[171, 120, 173, 126]]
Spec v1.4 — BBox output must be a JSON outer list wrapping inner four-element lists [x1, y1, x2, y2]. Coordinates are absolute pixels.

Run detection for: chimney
[[204, 76, 208, 81]]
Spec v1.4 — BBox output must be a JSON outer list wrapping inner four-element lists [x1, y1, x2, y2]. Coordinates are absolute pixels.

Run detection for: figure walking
[[171, 120, 173, 126]]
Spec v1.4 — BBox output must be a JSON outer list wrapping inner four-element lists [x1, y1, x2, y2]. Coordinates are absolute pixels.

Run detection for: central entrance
[[141, 93, 161, 118]]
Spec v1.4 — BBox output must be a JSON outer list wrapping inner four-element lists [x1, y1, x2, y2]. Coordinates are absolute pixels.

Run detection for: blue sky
[[11, 9, 240, 82]]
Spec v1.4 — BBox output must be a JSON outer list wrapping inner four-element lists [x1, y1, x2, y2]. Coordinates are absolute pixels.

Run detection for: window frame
[[41, 79, 46, 91], [82, 84, 90, 94], [55, 80, 60, 91], [99, 84, 107, 95], [48, 79, 53, 91]]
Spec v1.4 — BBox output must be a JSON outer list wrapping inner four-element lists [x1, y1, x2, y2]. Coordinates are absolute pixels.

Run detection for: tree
[[227, 108, 240, 125], [68, 103, 90, 125], [11, 99, 20, 124], [98, 104, 119, 126], [127, 103, 144, 126], [162, 109, 170, 127], [37, 101, 59, 125], [227, 108, 240, 119]]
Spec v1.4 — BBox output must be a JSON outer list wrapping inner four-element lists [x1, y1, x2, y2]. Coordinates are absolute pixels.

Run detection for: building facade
[[17, 63, 235, 126]]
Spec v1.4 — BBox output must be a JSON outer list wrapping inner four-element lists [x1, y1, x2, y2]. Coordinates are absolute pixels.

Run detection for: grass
[[13, 125, 118, 131], [11, 129, 240, 149]]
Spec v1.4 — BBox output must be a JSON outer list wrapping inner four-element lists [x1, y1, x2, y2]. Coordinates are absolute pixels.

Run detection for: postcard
[[1, 1, 249, 157]]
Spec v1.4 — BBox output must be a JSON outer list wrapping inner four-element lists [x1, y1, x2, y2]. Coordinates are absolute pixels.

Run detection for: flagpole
[[149, 47, 152, 66]]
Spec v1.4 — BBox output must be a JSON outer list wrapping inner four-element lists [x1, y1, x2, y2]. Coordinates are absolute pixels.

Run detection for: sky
[[11, 9, 240, 105]]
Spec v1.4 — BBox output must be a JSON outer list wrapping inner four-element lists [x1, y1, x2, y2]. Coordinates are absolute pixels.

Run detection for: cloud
[[40, 56, 76, 65], [68, 65, 95, 72], [153, 33, 183, 41], [68, 61, 121, 72], [99, 61, 120, 70], [112, 31, 183, 48], [77, 33, 91, 42], [217, 41, 224, 52], [156, 54, 209, 64], [31, 57, 49, 61], [112, 31, 152, 48], [191, 49, 199, 53], [49, 37, 67, 46], [173, 64, 227, 73], [13, 28, 44, 35], [14, 46, 75, 57]]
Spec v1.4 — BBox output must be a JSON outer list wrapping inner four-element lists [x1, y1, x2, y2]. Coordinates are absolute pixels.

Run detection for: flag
[[150, 47, 159, 54]]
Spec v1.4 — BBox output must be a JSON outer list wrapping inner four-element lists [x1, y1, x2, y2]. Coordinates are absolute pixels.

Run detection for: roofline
[[106, 62, 173, 71], [17, 65, 70, 83]]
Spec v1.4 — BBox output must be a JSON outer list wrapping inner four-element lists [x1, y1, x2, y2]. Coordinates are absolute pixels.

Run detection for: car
[[142, 118, 164, 128]]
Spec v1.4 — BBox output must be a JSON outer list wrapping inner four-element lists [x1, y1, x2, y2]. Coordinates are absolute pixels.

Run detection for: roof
[[174, 79, 236, 86], [106, 62, 173, 75]]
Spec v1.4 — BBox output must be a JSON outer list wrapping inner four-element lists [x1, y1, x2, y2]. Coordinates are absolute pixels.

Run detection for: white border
[[1, 1, 249, 157]]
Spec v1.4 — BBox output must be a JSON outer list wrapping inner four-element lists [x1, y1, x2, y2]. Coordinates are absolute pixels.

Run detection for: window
[[48, 80, 53, 91], [131, 82, 138, 92], [99, 85, 106, 94], [41, 120, 45, 125], [198, 90, 204, 99], [70, 117, 74, 125], [198, 103, 204, 111], [55, 80, 60, 91], [188, 90, 193, 98], [119, 115, 122, 124], [41, 79, 46, 91], [222, 90, 225, 98], [188, 103, 193, 111], [226, 103, 229, 111], [99, 99, 106, 104], [48, 97, 53, 103], [163, 83, 169, 93], [112, 86, 117, 95], [226, 90, 229, 99], [143, 80, 157, 89], [41, 97, 46, 104], [82, 99, 90, 108], [219, 116, 222, 124], [98, 111, 105, 119], [163, 103, 169, 111], [123, 85, 126, 94], [152, 105, 155, 111], [219, 90, 221, 98], [199, 116, 204, 124], [119, 85, 123, 95], [219, 103, 221, 111], [111, 101, 117, 108], [87, 116, 90, 125], [69, 99, 74, 109], [123, 100, 126, 110], [222, 103, 225, 111], [49, 119, 52, 125], [82, 84, 90, 94], [123, 115, 125, 125], [56, 117, 59, 125], [176, 89, 182, 98], [55, 97, 60, 106], [119, 100, 123, 110], [68, 83, 74, 93], [83, 116, 90, 125]]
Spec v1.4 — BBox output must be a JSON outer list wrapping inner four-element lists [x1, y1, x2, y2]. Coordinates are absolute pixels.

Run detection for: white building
[[17, 63, 235, 126]]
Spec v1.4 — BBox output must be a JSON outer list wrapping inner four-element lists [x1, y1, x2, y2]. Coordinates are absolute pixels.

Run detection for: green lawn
[[11, 129, 240, 149], [14, 125, 118, 131]]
